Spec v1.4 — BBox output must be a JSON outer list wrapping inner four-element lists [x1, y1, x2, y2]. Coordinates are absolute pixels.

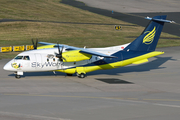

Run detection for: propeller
[[56, 43, 65, 62], [32, 38, 38, 49]]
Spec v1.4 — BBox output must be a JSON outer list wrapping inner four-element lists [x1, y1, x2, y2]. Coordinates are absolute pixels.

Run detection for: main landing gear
[[77, 73, 86, 78], [66, 73, 86, 78]]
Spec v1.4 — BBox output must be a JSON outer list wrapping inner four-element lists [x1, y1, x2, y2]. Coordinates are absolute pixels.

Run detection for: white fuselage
[[3, 43, 129, 73]]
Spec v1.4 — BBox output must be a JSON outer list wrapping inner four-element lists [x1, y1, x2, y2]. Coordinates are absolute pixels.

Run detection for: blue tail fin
[[124, 15, 171, 52]]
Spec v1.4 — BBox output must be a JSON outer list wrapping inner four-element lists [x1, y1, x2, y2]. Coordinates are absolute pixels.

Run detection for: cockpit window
[[14, 56, 23, 59], [23, 56, 30, 60], [14, 56, 30, 60]]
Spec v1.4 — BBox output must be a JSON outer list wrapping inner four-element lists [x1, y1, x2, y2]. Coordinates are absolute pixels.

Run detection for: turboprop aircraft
[[3, 15, 174, 78]]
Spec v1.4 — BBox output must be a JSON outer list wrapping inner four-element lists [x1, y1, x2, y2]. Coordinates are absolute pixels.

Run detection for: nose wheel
[[14, 71, 23, 79], [15, 74, 21, 79]]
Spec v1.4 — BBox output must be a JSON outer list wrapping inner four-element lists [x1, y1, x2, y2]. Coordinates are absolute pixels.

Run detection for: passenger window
[[14, 56, 23, 60], [23, 56, 30, 60]]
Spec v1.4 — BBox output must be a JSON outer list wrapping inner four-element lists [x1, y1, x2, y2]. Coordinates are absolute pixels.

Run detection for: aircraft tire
[[15, 75, 21, 79], [79, 73, 85, 78]]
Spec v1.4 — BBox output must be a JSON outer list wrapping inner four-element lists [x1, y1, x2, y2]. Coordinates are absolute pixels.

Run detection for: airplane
[[3, 15, 174, 79]]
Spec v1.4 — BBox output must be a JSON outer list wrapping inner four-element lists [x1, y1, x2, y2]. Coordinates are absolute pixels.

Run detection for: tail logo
[[143, 26, 156, 45]]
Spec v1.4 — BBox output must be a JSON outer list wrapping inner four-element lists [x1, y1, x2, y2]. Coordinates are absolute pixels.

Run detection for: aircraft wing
[[38, 42, 56, 45], [80, 49, 116, 58], [39, 42, 116, 58], [66, 47, 116, 58], [39, 42, 69, 47], [38, 42, 69, 49]]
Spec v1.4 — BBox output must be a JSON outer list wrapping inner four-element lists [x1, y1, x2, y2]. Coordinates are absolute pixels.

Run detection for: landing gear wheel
[[78, 73, 85, 78], [15, 75, 21, 79]]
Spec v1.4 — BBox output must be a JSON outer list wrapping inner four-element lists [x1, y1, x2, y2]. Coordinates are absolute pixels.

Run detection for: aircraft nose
[[3, 60, 15, 71], [3, 62, 11, 71]]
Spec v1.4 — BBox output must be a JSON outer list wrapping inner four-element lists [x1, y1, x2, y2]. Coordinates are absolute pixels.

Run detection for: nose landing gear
[[14, 71, 23, 79], [15, 74, 21, 79]]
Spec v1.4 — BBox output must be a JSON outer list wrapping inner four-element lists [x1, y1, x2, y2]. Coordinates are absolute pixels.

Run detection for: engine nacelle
[[62, 50, 92, 62]]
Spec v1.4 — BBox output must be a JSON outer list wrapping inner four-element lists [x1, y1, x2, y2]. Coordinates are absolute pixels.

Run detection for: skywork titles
[[31, 62, 61, 68]]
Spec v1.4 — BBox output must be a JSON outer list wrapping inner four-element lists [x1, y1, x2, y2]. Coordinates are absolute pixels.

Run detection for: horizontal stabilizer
[[145, 16, 175, 23]]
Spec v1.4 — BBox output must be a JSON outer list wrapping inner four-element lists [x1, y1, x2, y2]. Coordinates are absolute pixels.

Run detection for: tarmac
[[1, 47, 180, 120], [1, 0, 180, 120], [76, 0, 180, 13]]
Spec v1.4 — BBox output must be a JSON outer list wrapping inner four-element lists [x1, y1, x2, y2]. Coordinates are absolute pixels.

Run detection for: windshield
[[14, 56, 23, 59], [14, 56, 30, 60]]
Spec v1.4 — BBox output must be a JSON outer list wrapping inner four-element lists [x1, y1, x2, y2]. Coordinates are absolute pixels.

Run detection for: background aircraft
[[3, 15, 174, 78]]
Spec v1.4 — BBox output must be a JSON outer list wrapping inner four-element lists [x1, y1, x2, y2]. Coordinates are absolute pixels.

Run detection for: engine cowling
[[62, 50, 92, 62]]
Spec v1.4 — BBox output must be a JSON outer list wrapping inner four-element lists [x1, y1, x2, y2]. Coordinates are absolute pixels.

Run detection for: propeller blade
[[35, 38, 38, 49], [57, 43, 61, 55], [60, 46, 64, 55], [31, 38, 38, 49], [56, 42, 64, 62], [32, 39, 34, 49]]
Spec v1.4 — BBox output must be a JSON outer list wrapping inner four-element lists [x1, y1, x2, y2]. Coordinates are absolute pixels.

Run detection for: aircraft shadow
[[95, 78, 134, 84], [88, 56, 172, 76], [8, 71, 65, 78]]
